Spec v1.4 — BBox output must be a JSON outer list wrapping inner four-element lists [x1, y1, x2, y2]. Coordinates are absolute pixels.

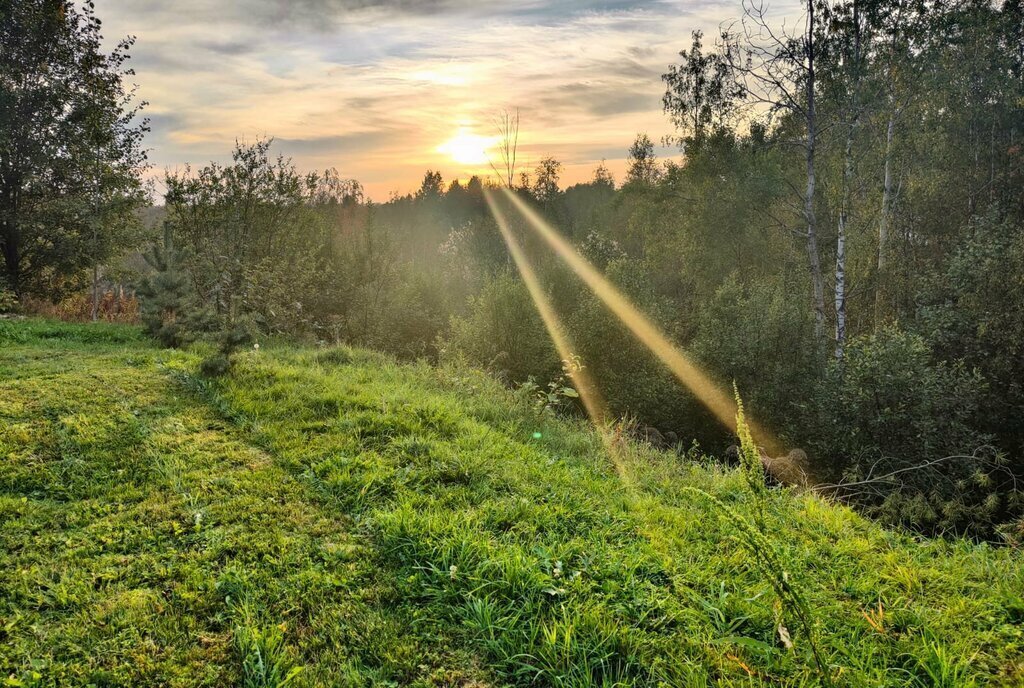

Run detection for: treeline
[[3, 0, 1023, 539]]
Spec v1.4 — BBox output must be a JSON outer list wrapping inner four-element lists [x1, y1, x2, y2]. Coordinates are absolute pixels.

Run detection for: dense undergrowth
[[2, 320, 1023, 686]]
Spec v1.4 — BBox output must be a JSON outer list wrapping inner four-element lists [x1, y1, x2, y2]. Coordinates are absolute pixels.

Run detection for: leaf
[[712, 635, 776, 656], [561, 387, 579, 398], [777, 622, 794, 649]]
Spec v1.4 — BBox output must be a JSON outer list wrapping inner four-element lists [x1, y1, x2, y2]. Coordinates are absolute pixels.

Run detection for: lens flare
[[484, 189, 607, 426], [500, 187, 779, 454], [484, 188, 635, 483]]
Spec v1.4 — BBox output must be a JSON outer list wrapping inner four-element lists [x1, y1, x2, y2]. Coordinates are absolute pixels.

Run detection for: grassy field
[[1, 319, 1022, 687]]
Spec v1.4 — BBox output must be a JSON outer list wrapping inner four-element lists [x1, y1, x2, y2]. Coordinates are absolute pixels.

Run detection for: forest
[[3, 4, 1024, 534]]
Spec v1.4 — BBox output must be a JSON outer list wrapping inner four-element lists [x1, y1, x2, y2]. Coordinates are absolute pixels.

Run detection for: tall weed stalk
[[684, 389, 832, 686]]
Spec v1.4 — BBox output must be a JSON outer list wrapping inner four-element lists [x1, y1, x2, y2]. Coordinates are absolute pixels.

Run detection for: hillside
[[1, 320, 1022, 687]]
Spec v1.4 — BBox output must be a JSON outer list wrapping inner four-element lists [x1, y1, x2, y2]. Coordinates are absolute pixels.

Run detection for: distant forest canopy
[[2, 0, 1023, 539]]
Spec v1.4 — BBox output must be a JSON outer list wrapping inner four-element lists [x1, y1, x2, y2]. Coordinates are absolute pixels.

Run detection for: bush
[[0, 283, 18, 314], [805, 327, 1017, 537], [200, 316, 257, 377], [692, 275, 821, 437], [567, 257, 715, 442], [374, 269, 451, 361], [21, 289, 140, 324], [447, 271, 559, 384], [916, 210, 1024, 476]]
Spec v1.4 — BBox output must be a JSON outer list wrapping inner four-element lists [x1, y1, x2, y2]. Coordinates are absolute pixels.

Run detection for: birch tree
[[722, 0, 829, 340], [832, 0, 865, 359]]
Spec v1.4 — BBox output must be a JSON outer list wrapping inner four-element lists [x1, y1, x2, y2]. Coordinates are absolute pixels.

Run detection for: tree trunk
[[875, 109, 896, 329], [805, 0, 826, 341], [1, 179, 22, 297], [835, 0, 861, 360], [91, 263, 99, 322], [91, 141, 102, 322], [836, 127, 854, 359]]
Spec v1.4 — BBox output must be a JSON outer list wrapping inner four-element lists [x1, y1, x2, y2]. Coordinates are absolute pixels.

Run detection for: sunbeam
[[484, 188, 636, 483], [499, 186, 780, 454]]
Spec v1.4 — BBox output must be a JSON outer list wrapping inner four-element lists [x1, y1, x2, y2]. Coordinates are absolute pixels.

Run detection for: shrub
[[19, 290, 140, 324], [568, 257, 716, 444], [692, 274, 821, 437], [0, 282, 18, 314], [805, 326, 1018, 537], [916, 210, 1024, 480], [375, 269, 451, 360], [201, 316, 257, 377], [447, 271, 560, 384]]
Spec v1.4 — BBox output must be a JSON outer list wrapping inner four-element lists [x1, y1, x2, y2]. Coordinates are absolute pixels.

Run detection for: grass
[[1, 318, 1022, 686]]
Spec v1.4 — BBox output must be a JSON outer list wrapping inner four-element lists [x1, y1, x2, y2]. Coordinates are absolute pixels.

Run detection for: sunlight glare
[[500, 187, 780, 454], [438, 129, 495, 165], [484, 189, 634, 484]]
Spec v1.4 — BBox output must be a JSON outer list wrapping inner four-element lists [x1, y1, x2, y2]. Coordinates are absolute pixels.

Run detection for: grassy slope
[[1, 320, 1022, 687]]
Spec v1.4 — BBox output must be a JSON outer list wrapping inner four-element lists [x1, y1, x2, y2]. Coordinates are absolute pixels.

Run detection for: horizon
[[95, 0, 799, 201]]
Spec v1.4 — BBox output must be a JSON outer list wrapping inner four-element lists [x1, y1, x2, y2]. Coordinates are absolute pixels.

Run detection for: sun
[[438, 129, 495, 166]]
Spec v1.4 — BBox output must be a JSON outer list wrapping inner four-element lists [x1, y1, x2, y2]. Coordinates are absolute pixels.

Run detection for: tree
[[722, 0, 828, 340], [831, 0, 867, 359], [625, 134, 659, 186], [163, 139, 324, 332], [490, 109, 520, 188], [417, 170, 444, 199], [592, 160, 615, 189], [137, 222, 198, 348], [870, 0, 923, 328], [0, 0, 148, 298], [662, 30, 744, 148], [532, 157, 562, 204]]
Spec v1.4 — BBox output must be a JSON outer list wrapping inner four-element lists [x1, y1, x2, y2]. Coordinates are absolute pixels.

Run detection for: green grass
[[1, 319, 1022, 686]]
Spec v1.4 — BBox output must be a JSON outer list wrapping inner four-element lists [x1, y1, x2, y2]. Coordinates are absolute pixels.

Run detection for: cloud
[[110, 0, 675, 32], [195, 39, 258, 56], [275, 131, 399, 157], [93, 0, 801, 198]]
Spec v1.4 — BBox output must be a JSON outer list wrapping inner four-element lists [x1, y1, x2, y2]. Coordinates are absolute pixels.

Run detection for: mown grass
[[1, 319, 1022, 686]]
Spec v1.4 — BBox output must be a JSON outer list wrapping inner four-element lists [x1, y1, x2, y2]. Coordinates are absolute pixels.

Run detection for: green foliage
[[0, 281, 18, 313], [517, 354, 583, 416], [694, 275, 821, 436], [812, 328, 987, 471], [734, 388, 767, 503], [137, 224, 200, 348], [662, 29, 743, 147], [163, 139, 336, 336], [917, 210, 1024, 474], [624, 133, 659, 186], [0, 0, 148, 298], [200, 315, 257, 377], [448, 270, 560, 383], [566, 257, 710, 435], [804, 327, 1018, 536], [2, 320, 1024, 686], [531, 157, 563, 205]]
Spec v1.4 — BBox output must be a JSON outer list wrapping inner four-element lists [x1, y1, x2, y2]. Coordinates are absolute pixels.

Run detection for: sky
[[93, 0, 797, 201]]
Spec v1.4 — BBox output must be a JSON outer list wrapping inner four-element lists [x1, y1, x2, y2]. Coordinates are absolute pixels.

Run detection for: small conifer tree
[[138, 223, 195, 348], [199, 314, 257, 377]]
